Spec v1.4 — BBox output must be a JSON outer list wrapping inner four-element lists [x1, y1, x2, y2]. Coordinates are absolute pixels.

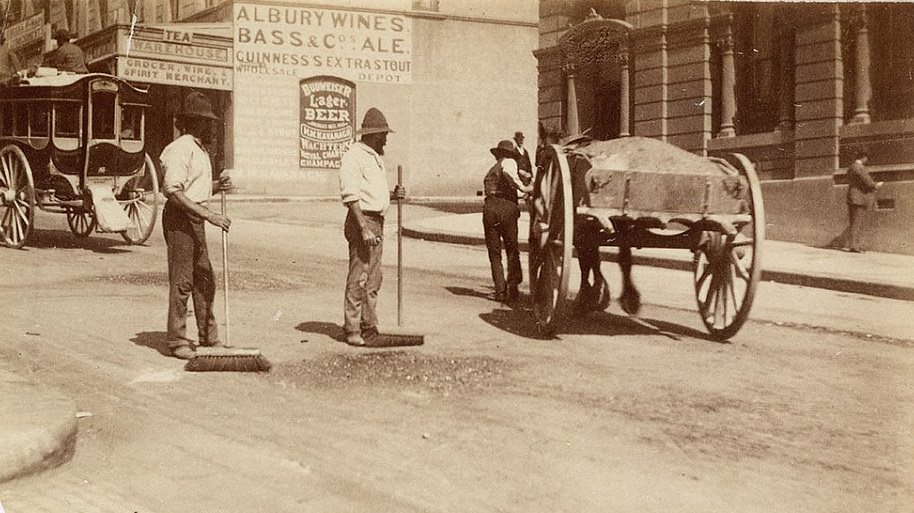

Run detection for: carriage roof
[[0, 73, 149, 105]]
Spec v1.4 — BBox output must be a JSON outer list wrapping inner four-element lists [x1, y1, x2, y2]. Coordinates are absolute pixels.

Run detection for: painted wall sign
[[233, 3, 412, 84], [117, 57, 233, 90], [4, 11, 46, 50], [299, 76, 356, 169]]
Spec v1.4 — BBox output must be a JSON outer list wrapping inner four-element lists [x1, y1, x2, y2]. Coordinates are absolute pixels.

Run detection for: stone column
[[564, 63, 580, 137], [619, 49, 631, 137], [777, 28, 796, 132], [851, 8, 872, 124], [718, 30, 736, 137]]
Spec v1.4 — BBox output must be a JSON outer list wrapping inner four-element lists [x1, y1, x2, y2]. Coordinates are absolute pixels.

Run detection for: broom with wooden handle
[[185, 188, 272, 372]]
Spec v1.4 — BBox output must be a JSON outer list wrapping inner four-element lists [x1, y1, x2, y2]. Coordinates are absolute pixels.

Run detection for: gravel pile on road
[[271, 352, 507, 393]]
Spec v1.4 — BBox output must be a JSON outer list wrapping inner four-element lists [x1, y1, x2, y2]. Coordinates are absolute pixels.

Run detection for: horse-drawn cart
[[0, 73, 158, 249], [529, 136, 764, 340]]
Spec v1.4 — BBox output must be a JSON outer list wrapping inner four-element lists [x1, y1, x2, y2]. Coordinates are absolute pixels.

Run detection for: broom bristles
[[184, 347, 272, 372]]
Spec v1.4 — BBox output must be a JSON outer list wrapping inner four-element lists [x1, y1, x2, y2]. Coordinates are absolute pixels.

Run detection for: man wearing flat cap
[[483, 139, 533, 303], [160, 91, 232, 360], [338, 107, 405, 346], [42, 29, 88, 73]]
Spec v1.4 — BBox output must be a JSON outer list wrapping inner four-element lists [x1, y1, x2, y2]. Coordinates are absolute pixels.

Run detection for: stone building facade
[[537, 0, 914, 254]]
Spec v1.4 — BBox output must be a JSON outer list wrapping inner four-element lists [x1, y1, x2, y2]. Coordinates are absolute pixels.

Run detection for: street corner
[[0, 374, 78, 483]]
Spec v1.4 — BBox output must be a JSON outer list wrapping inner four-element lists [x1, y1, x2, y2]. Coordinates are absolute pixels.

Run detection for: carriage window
[[55, 104, 80, 138], [13, 105, 29, 136], [91, 90, 116, 139], [120, 105, 142, 140], [30, 104, 50, 137], [1, 103, 11, 136]]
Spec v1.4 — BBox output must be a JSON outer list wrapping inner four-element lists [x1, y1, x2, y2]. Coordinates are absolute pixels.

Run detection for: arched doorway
[[558, 12, 632, 140]]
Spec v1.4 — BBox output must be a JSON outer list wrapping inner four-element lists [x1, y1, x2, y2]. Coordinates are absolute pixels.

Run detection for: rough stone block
[[634, 84, 664, 104], [667, 61, 706, 84]]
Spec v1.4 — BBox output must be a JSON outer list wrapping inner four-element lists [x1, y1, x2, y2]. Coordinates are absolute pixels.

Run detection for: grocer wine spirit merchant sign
[[299, 76, 356, 169], [234, 3, 412, 84]]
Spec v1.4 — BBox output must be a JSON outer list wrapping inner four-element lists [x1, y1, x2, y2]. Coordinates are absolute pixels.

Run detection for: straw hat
[[178, 91, 220, 120], [357, 108, 394, 135], [490, 140, 517, 159]]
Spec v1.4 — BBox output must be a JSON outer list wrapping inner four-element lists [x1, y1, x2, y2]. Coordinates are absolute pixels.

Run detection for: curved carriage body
[[529, 137, 764, 340], [0, 73, 159, 248]]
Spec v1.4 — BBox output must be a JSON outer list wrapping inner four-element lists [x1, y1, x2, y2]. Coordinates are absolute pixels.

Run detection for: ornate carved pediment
[[558, 9, 633, 72]]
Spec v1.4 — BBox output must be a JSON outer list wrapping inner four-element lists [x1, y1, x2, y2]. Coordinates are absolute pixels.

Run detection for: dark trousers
[[344, 211, 384, 335], [163, 201, 219, 348], [483, 196, 521, 295], [847, 203, 867, 250]]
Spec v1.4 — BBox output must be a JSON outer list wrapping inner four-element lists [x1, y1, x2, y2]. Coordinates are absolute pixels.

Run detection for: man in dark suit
[[513, 131, 532, 175], [845, 150, 881, 253]]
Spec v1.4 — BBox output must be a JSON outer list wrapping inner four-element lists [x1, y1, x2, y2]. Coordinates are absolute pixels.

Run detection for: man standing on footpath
[[161, 92, 232, 360], [845, 150, 882, 253], [513, 131, 532, 176], [483, 140, 533, 303], [339, 108, 405, 346]]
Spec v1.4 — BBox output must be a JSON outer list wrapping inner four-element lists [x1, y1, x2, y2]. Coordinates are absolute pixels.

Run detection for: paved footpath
[[403, 211, 914, 301]]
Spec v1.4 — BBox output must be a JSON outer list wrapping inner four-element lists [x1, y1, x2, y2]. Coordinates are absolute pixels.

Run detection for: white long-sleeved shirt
[[339, 142, 390, 215], [161, 134, 213, 204]]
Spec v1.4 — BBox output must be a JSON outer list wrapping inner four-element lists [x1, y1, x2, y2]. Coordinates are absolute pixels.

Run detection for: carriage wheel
[[529, 144, 574, 336], [66, 208, 96, 238], [119, 153, 160, 245], [693, 153, 765, 340], [0, 145, 36, 249]]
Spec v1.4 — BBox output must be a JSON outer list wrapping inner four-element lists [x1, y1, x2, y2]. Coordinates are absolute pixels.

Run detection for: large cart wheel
[[119, 153, 159, 245], [0, 145, 36, 249], [529, 144, 574, 336], [693, 153, 765, 340], [66, 207, 96, 238]]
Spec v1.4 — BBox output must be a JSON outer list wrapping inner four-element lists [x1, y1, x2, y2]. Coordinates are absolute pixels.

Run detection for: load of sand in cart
[[564, 136, 751, 228]]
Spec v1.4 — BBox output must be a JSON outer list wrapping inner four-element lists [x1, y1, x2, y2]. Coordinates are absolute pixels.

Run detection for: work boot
[[345, 332, 366, 347], [171, 345, 196, 360]]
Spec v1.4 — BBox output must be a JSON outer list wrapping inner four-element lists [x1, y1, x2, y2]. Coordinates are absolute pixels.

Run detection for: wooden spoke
[[529, 144, 574, 337], [0, 146, 36, 249], [120, 154, 160, 245], [692, 153, 764, 340]]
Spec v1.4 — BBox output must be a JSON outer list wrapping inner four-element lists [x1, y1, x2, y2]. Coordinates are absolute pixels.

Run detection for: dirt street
[[0, 203, 912, 513]]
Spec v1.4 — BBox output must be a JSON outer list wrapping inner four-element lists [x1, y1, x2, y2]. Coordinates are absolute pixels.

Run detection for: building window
[[412, 0, 439, 11], [732, 3, 791, 135], [868, 4, 914, 121]]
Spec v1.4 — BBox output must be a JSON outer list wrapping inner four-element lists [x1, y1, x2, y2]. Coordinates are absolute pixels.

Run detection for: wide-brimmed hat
[[490, 139, 517, 159], [357, 107, 394, 135], [178, 91, 220, 120]]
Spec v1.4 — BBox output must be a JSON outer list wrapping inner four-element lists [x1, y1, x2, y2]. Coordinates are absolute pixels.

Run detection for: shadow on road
[[131, 331, 171, 356], [26, 229, 132, 254], [295, 321, 345, 343], [445, 285, 497, 301], [480, 299, 724, 344]]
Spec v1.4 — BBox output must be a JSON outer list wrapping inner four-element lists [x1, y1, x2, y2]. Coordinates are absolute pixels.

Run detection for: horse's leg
[[573, 243, 599, 313], [618, 245, 641, 315]]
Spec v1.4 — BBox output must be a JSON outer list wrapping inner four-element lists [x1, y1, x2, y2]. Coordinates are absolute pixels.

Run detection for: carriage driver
[[160, 91, 232, 360]]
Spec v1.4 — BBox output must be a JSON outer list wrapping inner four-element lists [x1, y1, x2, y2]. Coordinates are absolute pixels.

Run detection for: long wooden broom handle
[[221, 190, 230, 346]]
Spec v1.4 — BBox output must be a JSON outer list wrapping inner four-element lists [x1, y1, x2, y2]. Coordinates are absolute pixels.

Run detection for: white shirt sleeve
[[339, 147, 361, 205], [500, 158, 528, 192], [160, 140, 188, 197]]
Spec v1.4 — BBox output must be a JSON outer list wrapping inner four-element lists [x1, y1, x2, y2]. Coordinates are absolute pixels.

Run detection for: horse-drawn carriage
[[528, 136, 764, 340], [0, 73, 158, 249]]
